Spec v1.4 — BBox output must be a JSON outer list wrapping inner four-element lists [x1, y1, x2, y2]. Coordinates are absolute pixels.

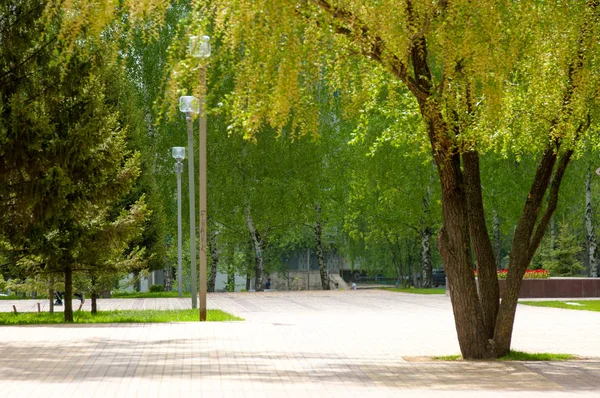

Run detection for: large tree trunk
[[314, 204, 330, 290], [434, 149, 493, 359], [463, 151, 500, 340], [64, 265, 73, 322], [586, 167, 597, 277], [314, 0, 590, 359], [245, 205, 265, 292], [414, 26, 578, 359], [208, 228, 218, 292]]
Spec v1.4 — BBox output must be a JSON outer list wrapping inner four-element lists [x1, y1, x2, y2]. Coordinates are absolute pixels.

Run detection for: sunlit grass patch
[[0, 309, 242, 325], [382, 287, 446, 294], [110, 291, 192, 298], [432, 351, 576, 361], [499, 351, 576, 361], [520, 300, 600, 312]]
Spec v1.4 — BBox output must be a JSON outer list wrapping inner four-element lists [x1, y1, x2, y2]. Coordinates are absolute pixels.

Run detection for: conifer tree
[[0, 0, 146, 321]]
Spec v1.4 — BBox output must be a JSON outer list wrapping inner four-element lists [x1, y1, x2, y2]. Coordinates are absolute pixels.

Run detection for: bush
[[149, 285, 164, 293]]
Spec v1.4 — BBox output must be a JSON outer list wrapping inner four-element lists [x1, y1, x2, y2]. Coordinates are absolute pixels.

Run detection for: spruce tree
[[542, 223, 584, 277], [0, 0, 144, 321]]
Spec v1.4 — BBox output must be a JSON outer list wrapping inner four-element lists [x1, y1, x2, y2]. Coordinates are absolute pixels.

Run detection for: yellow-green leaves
[[161, 0, 600, 156]]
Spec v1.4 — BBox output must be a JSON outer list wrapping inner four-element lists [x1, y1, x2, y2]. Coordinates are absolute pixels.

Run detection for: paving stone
[[0, 290, 599, 396]]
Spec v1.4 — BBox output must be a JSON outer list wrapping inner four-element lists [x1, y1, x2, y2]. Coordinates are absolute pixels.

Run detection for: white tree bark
[[586, 168, 597, 277], [493, 211, 501, 269], [420, 227, 432, 288], [245, 204, 264, 291], [421, 189, 432, 287], [164, 267, 172, 292]]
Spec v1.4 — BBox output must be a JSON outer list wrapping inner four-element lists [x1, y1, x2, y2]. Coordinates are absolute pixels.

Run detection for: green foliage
[[383, 287, 445, 295], [498, 351, 576, 361], [433, 351, 576, 361], [176, 1, 600, 151], [540, 223, 584, 277], [432, 355, 461, 361], [149, 284, 165, 293], [111, 291, 191, 298], [0, 1, 158, 321], [0, 309, 242, 325]]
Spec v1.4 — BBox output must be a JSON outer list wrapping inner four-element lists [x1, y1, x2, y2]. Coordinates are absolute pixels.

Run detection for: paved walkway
[[0, 290, 599, 397]]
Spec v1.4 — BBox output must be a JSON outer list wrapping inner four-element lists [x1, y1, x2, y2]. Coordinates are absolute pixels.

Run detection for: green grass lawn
[[0, 295, 33, 300], [0, 309, 242, 325], [433, 350, 576, 361], [520, 300, 600, 312], [382, 287, 446, 294], [0, 291, 192, 300], [110, 291, 192, 298]]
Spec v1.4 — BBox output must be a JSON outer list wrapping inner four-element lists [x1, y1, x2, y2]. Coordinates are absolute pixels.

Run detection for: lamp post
[[172, 147, 185, 298], [179, 96, 200, 309], [190, 35, 210, 321]]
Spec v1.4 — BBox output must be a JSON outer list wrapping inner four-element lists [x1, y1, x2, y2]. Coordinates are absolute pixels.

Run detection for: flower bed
[[474, 269, 549, 279]]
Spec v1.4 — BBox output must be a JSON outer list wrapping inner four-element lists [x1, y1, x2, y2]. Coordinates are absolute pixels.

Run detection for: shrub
[[149, 284, 164, 293]]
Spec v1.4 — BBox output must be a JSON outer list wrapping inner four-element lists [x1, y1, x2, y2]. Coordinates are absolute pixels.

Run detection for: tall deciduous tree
[[181, 0, 600, 358]]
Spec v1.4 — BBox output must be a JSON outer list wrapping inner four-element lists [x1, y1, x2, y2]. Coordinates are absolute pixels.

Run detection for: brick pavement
[[0, 290, 599, 397]]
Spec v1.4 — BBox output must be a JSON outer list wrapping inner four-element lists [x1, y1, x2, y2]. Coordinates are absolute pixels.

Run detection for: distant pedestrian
[[74, 292, 85, 304], [351, 281, 357, 291], [54, 291, 63, 306], [54, 292, 84, 305], [265, 278, 271, 290]]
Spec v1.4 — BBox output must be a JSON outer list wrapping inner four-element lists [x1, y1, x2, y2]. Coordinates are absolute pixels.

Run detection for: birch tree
[[585, 166, 598, 277]]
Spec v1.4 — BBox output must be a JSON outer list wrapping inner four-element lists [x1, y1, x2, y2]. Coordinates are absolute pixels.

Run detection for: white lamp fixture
[[189, 35, 211, 58], [172, 147, 186, 161], [179, 96, 200, 114]]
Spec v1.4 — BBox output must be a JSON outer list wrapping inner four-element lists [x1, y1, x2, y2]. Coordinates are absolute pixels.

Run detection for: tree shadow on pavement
[[0, 338, 598, 392]]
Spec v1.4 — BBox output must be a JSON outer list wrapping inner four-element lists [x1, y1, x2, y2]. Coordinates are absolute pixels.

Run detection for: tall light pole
[[190, 35, 210, 321], [179, 96, 199, 309], [172, 147, 185, 298]]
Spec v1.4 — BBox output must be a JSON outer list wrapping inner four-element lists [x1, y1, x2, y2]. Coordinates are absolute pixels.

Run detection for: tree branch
[[308, 0, 430, 101], [528, 149, 574, 257]]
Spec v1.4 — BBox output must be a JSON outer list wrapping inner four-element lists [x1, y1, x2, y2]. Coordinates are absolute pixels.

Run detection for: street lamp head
[[172, 146, 186, 161], [189, 35, 211, 58], [179, 96, 200, 114]]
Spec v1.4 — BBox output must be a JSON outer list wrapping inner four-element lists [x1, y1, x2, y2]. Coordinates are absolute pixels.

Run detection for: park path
[[0, 290, 599, 397]]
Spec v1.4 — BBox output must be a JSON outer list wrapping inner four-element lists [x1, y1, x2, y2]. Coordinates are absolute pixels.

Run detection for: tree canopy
[[171, 0, 600, 358]]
